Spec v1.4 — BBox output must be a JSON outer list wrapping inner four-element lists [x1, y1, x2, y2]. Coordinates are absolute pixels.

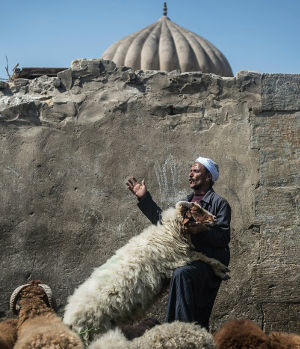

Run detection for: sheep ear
[[191, 202, 202, 209], [10, 284, 30, 315]]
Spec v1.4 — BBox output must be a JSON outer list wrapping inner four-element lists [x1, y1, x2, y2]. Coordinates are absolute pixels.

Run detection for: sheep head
[[176, 201, 216, 230], [10, 280, 54, 315], [173, 201, 216, 245]]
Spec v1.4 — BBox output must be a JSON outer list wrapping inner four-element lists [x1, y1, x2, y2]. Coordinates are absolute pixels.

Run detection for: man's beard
[[191, 183, 201, 190]]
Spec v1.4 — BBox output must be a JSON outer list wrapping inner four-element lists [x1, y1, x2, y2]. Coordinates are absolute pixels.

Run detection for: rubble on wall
[[0, 59, 260, 127]]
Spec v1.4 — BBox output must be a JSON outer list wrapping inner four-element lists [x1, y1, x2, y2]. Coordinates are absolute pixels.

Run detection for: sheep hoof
[[222, 274, 231, 281], [218, 273, 230, 280]]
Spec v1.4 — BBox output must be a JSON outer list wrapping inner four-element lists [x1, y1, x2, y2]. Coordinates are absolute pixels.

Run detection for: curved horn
[[10, 284, 30, 315], [38, 283, 53, 308], [175, 201, 193, 209]]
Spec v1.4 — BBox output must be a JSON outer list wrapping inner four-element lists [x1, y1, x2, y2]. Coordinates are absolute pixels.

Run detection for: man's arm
[[137, 191, 162, 225], [126, 177, 162, 225]]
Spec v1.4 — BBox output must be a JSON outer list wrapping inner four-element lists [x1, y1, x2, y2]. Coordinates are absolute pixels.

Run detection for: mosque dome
[[101, 3, 233, 77]]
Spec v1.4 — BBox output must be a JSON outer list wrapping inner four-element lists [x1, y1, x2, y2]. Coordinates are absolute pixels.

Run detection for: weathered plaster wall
[[249, 75, 300, 333], [0, 60, 299, 333]]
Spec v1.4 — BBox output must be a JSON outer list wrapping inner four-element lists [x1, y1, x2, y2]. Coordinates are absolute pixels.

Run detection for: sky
[[1, 0, 299, 80]]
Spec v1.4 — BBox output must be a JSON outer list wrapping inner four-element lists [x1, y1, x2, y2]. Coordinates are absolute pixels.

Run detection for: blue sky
[[1, 0, 299, 80]]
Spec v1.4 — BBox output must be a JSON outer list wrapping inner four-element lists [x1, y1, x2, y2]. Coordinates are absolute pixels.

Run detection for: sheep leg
[[189, 251, 230, 280]]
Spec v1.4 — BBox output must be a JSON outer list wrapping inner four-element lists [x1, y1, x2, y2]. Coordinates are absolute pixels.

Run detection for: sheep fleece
[[89, 321, 217, 349], [63, 202, 222, 342], [0, 319, 18, 349]]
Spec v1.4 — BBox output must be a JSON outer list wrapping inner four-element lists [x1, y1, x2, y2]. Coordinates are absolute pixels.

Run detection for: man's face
[[188, 162, 211, 190]]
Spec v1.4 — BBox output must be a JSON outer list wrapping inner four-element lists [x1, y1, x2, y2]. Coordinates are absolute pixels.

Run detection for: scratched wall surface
[[0, 60, 299, 333]]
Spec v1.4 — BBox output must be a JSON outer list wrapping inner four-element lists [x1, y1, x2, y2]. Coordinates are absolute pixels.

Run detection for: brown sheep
[[10, 280, 83, 349], [268, 331, 300, 349], [119, 318, 160, 340], [0, 318, 18, 349], [213, 319, 269, 349]]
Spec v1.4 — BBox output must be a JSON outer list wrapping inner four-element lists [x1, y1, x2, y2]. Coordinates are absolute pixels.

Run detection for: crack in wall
[[26, 251, 37, 281]]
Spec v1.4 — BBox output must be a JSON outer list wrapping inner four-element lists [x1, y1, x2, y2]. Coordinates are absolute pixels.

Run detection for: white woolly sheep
[[88, 321, 217, 349], [10, 280, 83, 349], [64, 201, 230, 344]]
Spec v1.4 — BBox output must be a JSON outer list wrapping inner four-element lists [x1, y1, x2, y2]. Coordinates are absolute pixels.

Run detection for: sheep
[[119, 318, 161, 340], [213, 319, 269, 349], [88, 321, 217, 349], [63, 201, 230, 344], [268, 331, 300, 349], [9, 280, 83, 349], [0, 318, 18, 349], [214, 319, 300, 349], [213, 318, 300, 349]]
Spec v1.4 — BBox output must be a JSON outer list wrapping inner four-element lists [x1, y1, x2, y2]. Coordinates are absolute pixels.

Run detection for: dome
[[101, 3, 233, 77]]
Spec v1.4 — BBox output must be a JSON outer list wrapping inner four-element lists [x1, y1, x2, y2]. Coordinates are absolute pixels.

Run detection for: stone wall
[[249, 75, 300, 333], [0, 60, 299, 333]]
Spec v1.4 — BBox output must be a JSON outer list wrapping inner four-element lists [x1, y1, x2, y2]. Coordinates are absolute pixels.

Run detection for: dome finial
[[163, 2, 167, 16]]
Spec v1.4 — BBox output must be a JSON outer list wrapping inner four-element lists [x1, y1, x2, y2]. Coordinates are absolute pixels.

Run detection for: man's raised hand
[[126, 177, 147, 199]]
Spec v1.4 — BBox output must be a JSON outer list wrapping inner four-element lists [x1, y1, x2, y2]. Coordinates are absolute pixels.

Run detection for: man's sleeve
[[194, 199, 231, 248], [137, 191, 162, 225]]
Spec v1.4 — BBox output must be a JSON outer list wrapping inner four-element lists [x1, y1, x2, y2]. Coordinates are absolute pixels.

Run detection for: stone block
[[99, 59, 117, 73], [262, 74, 300, 111], [262, 303, 296, 333], [57, 68, 72, 90], [0, 101, 41, 125], [53, 100, 76, 117], [251, 264, 299, 303], [251, 112, 299, 186], [255, 187, 299, 224], [71, 58, 102, 78]]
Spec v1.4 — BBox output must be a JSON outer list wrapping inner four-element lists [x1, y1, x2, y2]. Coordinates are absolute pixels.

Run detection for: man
[[126, 156, 231, 330]]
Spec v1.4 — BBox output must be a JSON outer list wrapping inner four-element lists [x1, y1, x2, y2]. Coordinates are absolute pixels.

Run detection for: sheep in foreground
[[213, 319, 300, 349], [213, 319, 269, 349], [64, 201, 230, 343], [0, 318, 18, 349], [120, 318, 161, 340], [10, 280, 83, 349], [268, 331, 300, 349], [88, 321, 217, 349]]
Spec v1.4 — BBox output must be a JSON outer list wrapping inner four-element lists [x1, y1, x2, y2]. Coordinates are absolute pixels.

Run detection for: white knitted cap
[[195, 156, 219, 183]]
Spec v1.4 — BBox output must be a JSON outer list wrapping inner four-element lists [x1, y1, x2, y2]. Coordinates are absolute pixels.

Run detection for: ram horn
[[10, 284, 30, 315], [175, 201, 193, 209], [38, 283, 53, 308]]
